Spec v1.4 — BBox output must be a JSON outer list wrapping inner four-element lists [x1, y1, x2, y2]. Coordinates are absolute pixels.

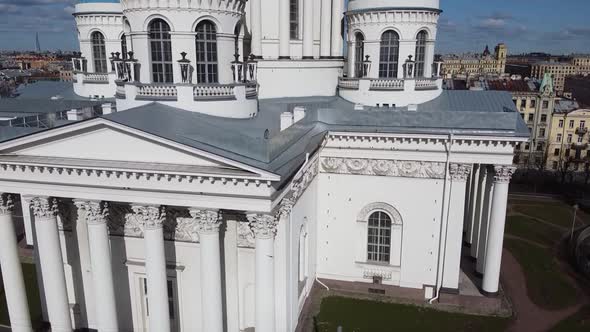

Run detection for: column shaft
[[476, 170, 495, 274], [470, 166, 487, 258], [250, 0, 262, 57], [191, 208, 224, 332], [302, 0, 314, 58], [465, 165, 480, 245], [0, 198, 33, 332], [278, 0, 290, 58], [199, 232, 223, 332], [33, 198, 73, 332], [255, 237, 275, 332], [331, 0, 344, 57], [73, 201, 95, 329], [482, 166, 515, 295], [85, 202, 118, 332], [320, 0, 332, 58], [144, 226, 171, 332]]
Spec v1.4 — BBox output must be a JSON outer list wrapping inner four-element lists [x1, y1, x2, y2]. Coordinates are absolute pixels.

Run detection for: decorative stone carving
[[237, 222, 255, 248], [357, 202, 403, 225], [320, 157, 446, 179], [291, 157, 319, 201], [31, 197, 58, 220], [86, 201, 108, 225], [0, 194, 14, 215], [362, 269, 393, 281], [493, 165, 517, 183], [247, 214, 278, 239], [277, 198, 294, 220], [131, 205, 166, 230], [190, 209, 222, 235], [449, 164, 472, 182], [172, 217, 200, 242]]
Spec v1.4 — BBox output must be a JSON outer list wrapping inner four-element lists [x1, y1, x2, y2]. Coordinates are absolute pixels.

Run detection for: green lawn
[[0, 263, 43, 329], [550, 305, 590, 332], [505, 215, 562, 247], [503, 238, 578, 310], [315, 296, 511, 332], [511, 203, 582, 228]]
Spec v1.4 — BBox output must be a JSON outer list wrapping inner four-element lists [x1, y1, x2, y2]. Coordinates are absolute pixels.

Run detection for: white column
[[470, 166, 487, 259], [274, 200, 293, 331], [0, 195, 33, 332], [83, 201, 119, 332], [331, 0, 344, 57], [131, 33, 150, 83], [247, 214, 278, 332], [31, 197, 73, 332], [302, 0, 314, 59], [476, 169, 495, 274], [279, 0, 290, 59], [73, 200, 96, 329], [223, 218, 240, 332], [347, 40, 356, 77], [320, 0, 332, 58], [250, 0, 262, 57], [424, 41, 435, 77], [442, 165, 471, 291], [482, 166, 516, 296], [217, 34, 238, 84], [132, 205, 171, 332], [190, 209, 223, 332], [465, 165, 480, 245]]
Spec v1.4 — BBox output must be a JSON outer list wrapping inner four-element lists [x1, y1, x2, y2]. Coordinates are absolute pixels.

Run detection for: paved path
[[502, 249, 583, 332]]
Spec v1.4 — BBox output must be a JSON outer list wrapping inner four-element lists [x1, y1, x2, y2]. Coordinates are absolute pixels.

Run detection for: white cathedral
[[0, 0, 529, 331]]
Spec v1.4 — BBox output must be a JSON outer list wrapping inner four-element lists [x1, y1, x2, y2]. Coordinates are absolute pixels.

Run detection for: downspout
[[429, 133, 454, 304]]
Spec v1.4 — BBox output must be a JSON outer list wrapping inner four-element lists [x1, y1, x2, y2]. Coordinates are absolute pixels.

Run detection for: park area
[[314, 196, 590, 332]]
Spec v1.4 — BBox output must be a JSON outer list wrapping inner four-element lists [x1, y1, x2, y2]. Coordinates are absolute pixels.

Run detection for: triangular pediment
[[0, 119, 279, 180]]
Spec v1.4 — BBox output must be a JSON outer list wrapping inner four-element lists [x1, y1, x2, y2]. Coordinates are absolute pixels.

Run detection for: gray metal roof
[[101, 90, 529, 181]]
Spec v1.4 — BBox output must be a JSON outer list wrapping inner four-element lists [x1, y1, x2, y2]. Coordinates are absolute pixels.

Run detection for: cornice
[[326, 133, 527, 145]]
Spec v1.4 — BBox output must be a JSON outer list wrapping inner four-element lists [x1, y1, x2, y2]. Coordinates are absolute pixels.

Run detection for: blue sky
[[0, 0, 589, 54]]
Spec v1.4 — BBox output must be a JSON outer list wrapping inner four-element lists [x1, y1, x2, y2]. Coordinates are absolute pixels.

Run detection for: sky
[[0, 0, 590, 55]]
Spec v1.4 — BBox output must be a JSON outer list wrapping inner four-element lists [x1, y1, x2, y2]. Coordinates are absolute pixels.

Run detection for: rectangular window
[[568, 134, 573, 143], [559, 120, 564, 128], [554, 148, 560, 156], [578, 136, 584, 143], [557, 134, 562, 142], [290, 0, 299, 39], [539, 128, 546, 137], [536, 143, 543, 151], [552, 161, 558, 170], [540, 114, 547, 123], [525, 143, 530, 150], [570, 120, 575, 128], [530, 100, 537, 108], [528, 114, 534, 122], [565, 149, 571, 157], [581, 120, 586, 128], [520, 99, 526, 108], [543, 100, 549, 109]]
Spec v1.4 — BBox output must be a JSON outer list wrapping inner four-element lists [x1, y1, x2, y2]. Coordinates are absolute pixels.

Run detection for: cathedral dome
[[348, 0, 440, 12]]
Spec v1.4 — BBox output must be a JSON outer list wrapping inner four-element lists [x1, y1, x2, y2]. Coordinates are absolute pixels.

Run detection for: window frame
[[367, 211, 393, 263], [354, 32, 365, 78], [414, 30, 428, 77], [148, 19, 174, 83], [195, 20, 219, 84], [91, 31, 108, 73], [379, 30, 400, 79]]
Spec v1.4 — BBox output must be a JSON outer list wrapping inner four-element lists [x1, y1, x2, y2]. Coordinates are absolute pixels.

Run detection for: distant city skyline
[[0, 0, 589, 54]]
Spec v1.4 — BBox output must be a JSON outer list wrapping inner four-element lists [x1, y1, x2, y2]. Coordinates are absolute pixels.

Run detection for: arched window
[[367, 211, 392, 263], [415, 30, 428, 77], [354, 32, 365, 77], [121, 34, 128, 59], [91, 31, 107, 73], [149, 19, 173, 83], [195, 21, 218, 84], [379, 30, 400, 78]]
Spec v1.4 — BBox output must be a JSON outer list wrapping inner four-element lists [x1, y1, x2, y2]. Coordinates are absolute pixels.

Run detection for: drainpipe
[[429, 133, 454, 304]]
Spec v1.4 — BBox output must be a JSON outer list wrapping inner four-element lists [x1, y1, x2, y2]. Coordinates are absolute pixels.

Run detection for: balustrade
[[338, 77, 360, 90], [83, 73, 109, 83], [137, 85, 178, 100], [369, 78, 404, 90], [415, 79, 438, 90], [194, 84, 236, 101]]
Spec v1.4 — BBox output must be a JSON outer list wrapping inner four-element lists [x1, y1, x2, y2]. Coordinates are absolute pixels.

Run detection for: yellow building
[[442, 44, 507, 77], [546, 107, 590, 172], [531, 55, 590, 94]]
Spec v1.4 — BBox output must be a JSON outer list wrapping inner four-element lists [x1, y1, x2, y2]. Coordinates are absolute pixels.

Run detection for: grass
[[314, 296, 512, 332], [550, 305, 590, 332], [505, 215, 562, 247], [503, 238, 578, 310], [511, 203, 583, 228], [0, 263, 43, 329]]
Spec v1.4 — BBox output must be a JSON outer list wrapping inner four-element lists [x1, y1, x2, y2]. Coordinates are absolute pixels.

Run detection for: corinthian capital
[[189, 209, 221, 235], [277, 198, 294, 220], [0, 194, 14, 215], [449, 164, 472, 182], [131, 205, 166, 230], [247, 214, 278, 239], [493, 165, 517, 183], [31, 197, 58, 219], [86, 201, 109, 225]]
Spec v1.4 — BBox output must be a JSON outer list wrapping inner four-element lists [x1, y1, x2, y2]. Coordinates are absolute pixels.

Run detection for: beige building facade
[[442, 44, 507, 77], [531, 55, 590, 94], [546, 109, 590, 172]]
